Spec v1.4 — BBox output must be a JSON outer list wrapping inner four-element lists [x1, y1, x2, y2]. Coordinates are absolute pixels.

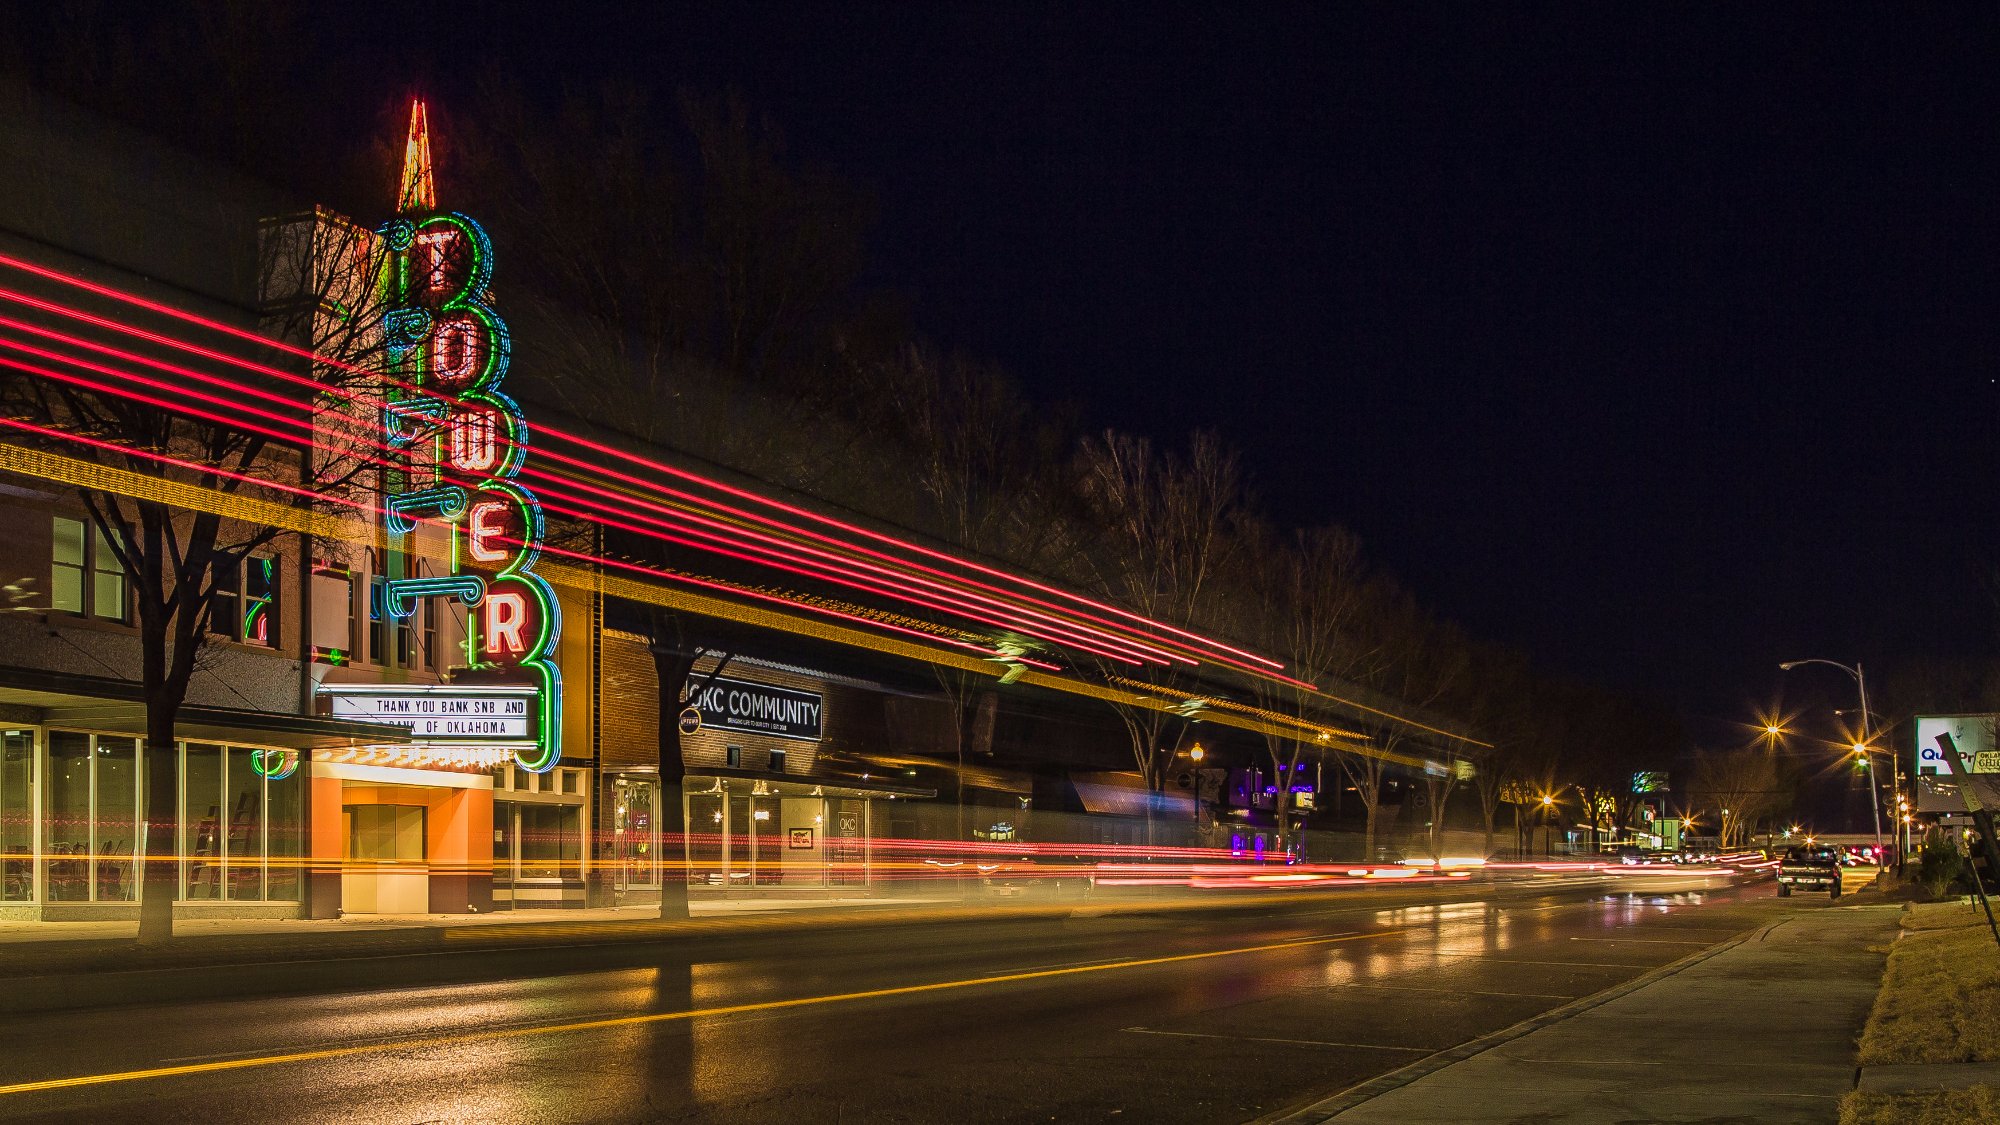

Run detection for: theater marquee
[[322, 684, 540, 745]]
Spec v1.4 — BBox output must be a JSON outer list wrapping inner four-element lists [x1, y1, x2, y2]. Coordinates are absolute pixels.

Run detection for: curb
[[1257, 920, 1773, 1124]]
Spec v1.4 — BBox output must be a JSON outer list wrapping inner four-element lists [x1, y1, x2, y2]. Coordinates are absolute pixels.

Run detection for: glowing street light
[[1780, 659, 1888, 864]]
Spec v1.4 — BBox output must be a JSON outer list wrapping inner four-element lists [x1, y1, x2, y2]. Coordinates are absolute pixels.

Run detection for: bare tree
[[459, 82, 883, 919], [1338, 587, 1468, 862], [0, 211, 390, 943], [1074, 430, 1247, 843], [1690, 745, 1790, 848], [876, 342, 1077, 844], [1464, 648, 1536, 858], [1242, 523, 1372, 855]]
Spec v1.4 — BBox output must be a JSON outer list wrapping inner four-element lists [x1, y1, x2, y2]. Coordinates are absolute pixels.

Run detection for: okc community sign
[[684, 677, 823, 742]]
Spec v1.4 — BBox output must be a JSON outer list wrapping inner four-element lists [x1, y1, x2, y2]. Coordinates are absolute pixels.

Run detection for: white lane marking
[[1120, 1027, 1430, 1052]]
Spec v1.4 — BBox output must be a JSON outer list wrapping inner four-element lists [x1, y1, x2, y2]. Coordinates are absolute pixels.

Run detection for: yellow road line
[[0, 928, 1403, 1097]]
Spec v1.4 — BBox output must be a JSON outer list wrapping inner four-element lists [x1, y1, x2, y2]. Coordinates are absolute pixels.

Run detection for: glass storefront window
[[224, 746, 263, 900], [687, 791, 724, 888], [183, 743, 224, 901], [267, 768, 301, 901], [20, 733, 305, 906], [614, 779, 658, 890], [2, 731, 32, 901], [92, 737, 136, 902], [494, 801, 516, 880], [46, 732, 89, 901], [518, 804, 579, 879]]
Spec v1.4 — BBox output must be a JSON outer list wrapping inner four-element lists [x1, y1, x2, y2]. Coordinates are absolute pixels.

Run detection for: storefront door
[[613, 778, 658, 895]]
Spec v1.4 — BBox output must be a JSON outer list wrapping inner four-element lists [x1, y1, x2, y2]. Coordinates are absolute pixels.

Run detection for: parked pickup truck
[[1776, 846, 1844, 899]]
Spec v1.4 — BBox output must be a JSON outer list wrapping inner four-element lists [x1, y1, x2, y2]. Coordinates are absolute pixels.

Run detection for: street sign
[[677, 707, 702, 735]]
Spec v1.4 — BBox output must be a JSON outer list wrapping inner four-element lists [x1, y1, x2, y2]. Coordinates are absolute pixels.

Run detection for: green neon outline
[[375, 209, 561, 772], [251, 748, 298, 780]]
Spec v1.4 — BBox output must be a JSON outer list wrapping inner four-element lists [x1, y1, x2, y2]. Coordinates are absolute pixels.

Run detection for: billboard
[[1915, 715, 2000, 776]]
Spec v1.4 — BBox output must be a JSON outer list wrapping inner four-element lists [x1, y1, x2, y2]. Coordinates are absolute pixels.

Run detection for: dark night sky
[[495, 5, 2000, 734], [46, 5, 2000, 734]]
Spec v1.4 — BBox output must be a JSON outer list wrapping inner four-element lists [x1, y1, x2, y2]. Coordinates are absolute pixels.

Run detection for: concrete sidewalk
[[1278, 902, 1899, 1124]]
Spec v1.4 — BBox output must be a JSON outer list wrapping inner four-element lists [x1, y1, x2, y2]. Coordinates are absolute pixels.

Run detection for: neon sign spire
[[396, 100, 436, 215]]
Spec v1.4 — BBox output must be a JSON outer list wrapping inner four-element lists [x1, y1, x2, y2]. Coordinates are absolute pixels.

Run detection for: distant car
[[1614, 845, 1645, 865], [1776, 846, 1843, 898]]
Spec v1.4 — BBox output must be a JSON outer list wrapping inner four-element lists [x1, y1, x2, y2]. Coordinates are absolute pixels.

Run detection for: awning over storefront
[[625, 764, 934, 801], [0, 664, 410, 749]]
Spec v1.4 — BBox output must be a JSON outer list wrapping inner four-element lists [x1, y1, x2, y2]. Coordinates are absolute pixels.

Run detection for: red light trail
[[0, 252, 1289, 669], [0, 251, 1354, 701]]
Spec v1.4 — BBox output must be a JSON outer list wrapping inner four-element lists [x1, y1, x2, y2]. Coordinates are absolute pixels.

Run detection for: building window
[[518, 804, 581, 879], [26, 733, 300, 907], [768, 749, 788, 773], [311, 559, 355, 665], [50, 516, 127, 622], [419, 590, 439, 670], [368, 573, 417, 670], [210, 555, 279, 647], [43, 731, 138, 902]]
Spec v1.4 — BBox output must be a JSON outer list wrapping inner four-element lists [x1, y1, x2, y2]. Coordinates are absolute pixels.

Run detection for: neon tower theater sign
[[367, 102, 562, 772]]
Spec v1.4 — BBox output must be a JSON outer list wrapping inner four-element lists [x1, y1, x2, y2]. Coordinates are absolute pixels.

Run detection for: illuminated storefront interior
[[0, 666, 399, 920]]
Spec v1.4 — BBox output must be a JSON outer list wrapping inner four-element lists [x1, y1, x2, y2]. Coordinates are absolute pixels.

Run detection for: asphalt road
[[0, 873, 1813, 1124]]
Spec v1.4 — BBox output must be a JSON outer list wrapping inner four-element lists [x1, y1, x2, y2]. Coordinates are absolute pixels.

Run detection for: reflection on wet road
[[0, 875, 1812, 1124]]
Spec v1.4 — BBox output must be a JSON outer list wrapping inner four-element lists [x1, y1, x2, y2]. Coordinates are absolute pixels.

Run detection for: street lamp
[[1182, 743, 1207, 831], [1839, 706, 1911, 866], [1780, 659, 1889, 868]]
